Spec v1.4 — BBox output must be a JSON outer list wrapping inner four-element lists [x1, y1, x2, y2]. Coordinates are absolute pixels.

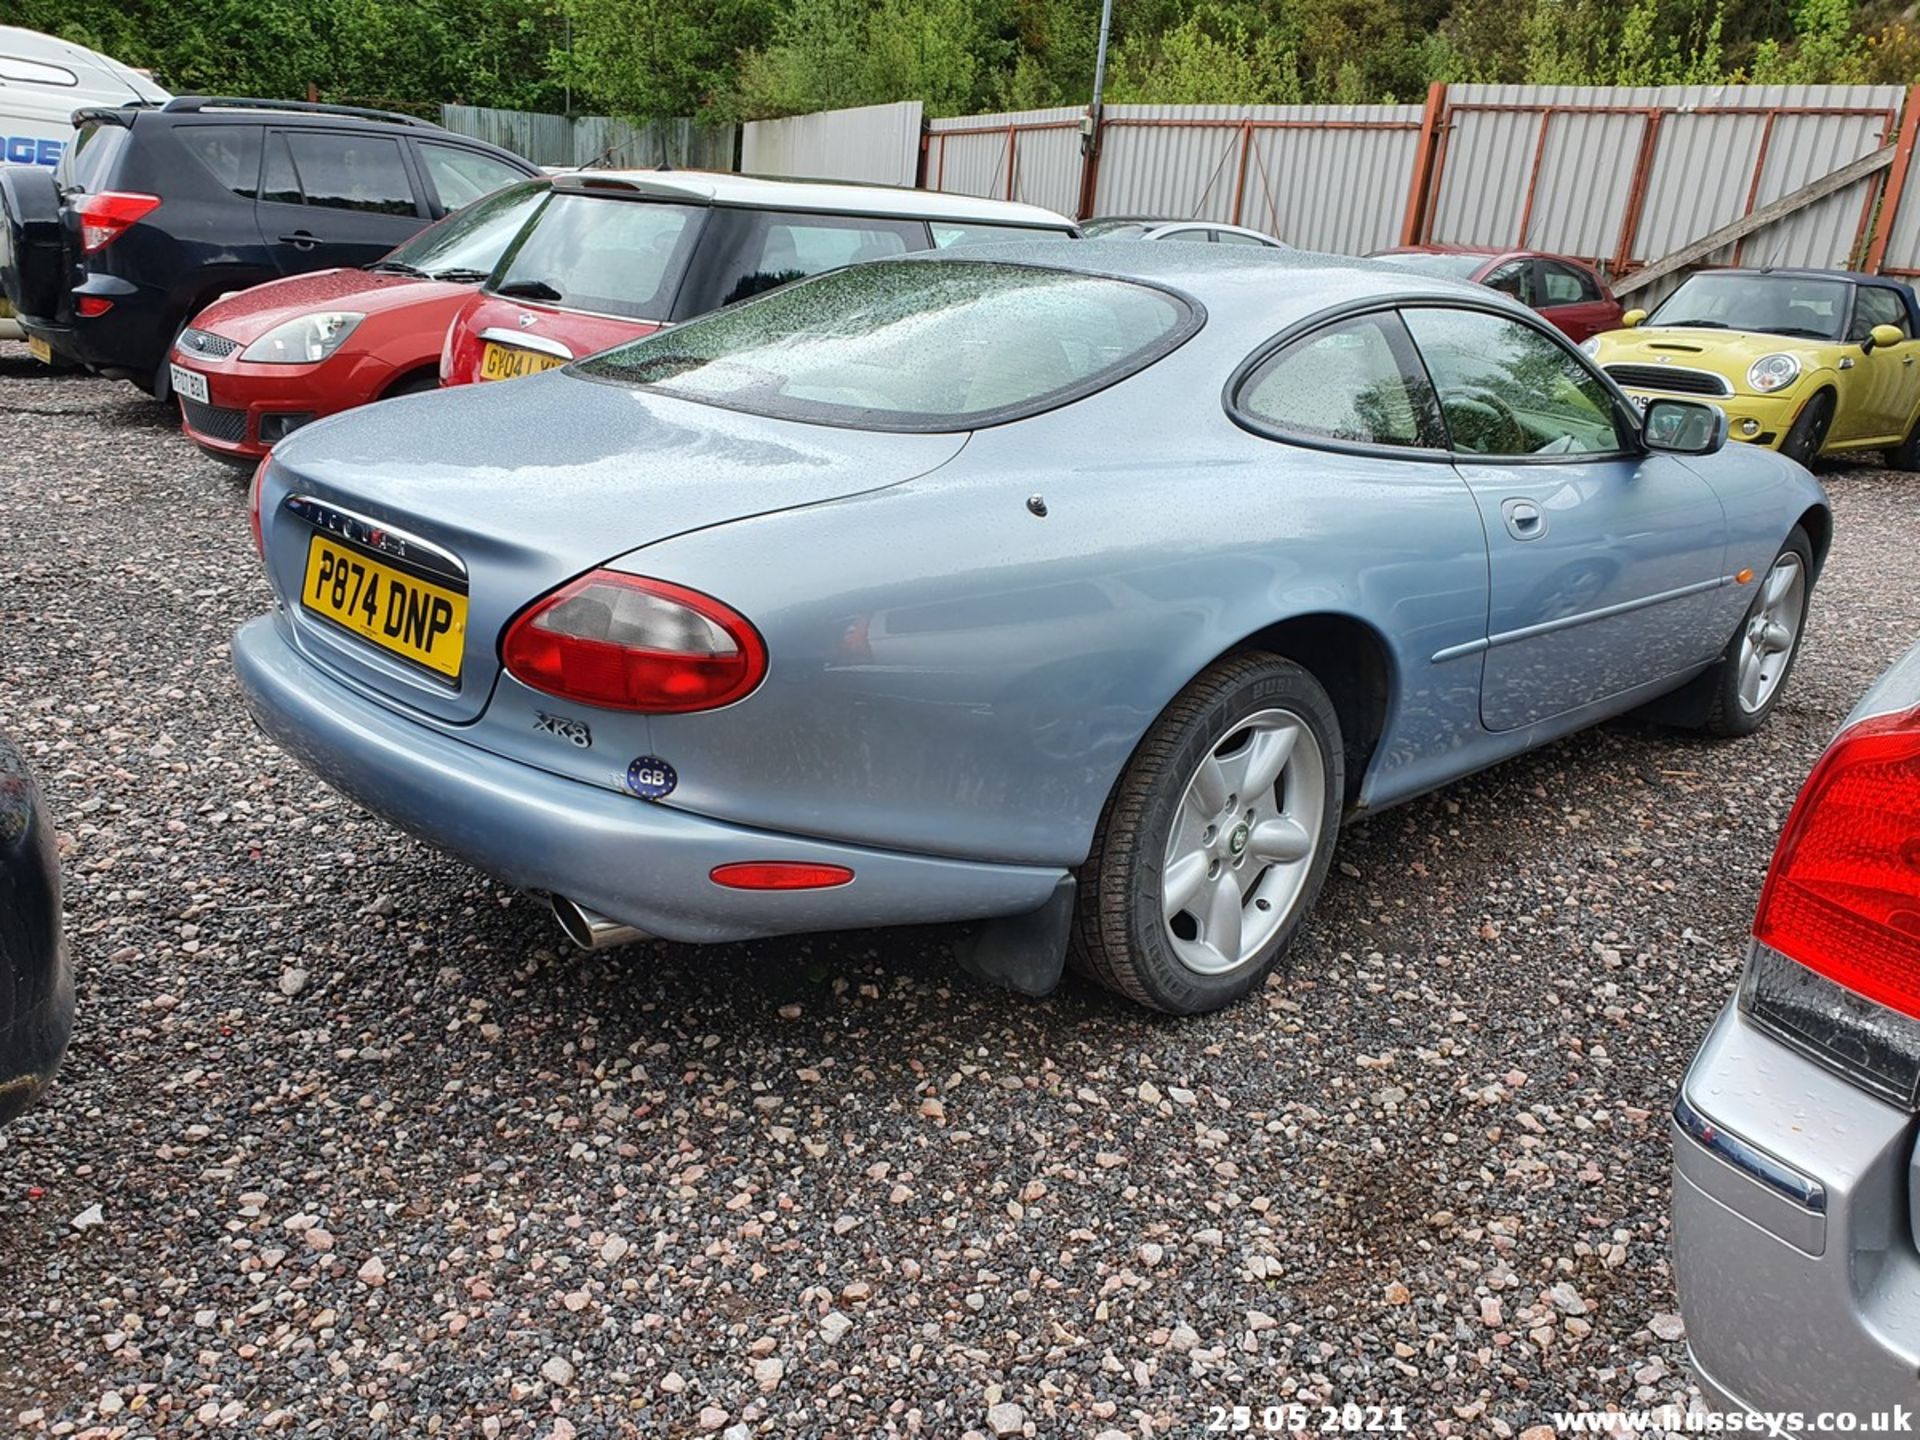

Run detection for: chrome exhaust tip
[[550, 895, 646, 951]]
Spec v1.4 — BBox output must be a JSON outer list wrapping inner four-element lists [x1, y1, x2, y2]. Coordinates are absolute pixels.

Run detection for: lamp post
[[1077, 0, 1115, 217]]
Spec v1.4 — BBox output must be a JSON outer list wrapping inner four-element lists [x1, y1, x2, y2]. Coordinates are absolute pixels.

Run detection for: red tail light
[[502, 572, 766, 713], [75, 191, 161, 253], [1752, 707, 1920, 1017], [711, 862, 854, 890], [248, 459, 267, 558]]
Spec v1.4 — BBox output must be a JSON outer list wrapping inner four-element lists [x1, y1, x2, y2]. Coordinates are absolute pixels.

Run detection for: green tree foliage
[[8, 0, 1916, 124], [10, 0, 569, 115], [562, 0, 777, 121]]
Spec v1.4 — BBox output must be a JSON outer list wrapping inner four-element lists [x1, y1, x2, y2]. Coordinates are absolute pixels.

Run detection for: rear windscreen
[[579, 259, 1198, 431], [55, 121, 126, 192], [489, 193, 702, 320]]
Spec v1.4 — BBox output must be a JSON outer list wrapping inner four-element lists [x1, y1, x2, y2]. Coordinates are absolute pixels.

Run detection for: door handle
[[279, 231, 319, 250], [1904, 355, 1914, 366], [1501, 498, 1546, 541]]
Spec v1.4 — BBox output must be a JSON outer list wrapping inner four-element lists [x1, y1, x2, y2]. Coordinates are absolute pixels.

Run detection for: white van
[[0, 26, 168, 337]]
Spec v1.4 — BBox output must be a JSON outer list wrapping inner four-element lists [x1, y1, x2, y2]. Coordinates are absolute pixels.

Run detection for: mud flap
[[953, 875, 1074, 997], [1635, 662, 1719, 727]]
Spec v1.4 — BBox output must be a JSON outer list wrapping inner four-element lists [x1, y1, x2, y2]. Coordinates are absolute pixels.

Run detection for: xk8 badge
[[533, 712, 592, 749]]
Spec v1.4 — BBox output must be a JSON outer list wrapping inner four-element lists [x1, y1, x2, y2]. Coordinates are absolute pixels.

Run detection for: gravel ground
[[0, 337, 1915, 1440]]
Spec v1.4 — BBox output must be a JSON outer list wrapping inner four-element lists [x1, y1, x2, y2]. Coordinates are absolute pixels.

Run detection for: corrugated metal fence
[[741, 102, 924, 186], [752, 82, 1920, 290], [1418, 84, 1908, 281], [440, 105, 736, 172]]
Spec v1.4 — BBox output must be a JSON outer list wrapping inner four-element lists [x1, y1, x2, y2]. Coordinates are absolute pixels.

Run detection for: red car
[[442, 171, 1078, 387], [1367, 246, 1624, 341], [168, 179, 549, 459]]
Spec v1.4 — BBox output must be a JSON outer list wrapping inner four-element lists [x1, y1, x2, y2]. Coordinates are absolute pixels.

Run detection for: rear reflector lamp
[[75, 296, 113, 317], [75, 191, 160, 253], [710, 862, 854, 890], [1751, 708, 1920, 1015], [1742, 705, 1920, 1104], [502, 572, 766, 713]]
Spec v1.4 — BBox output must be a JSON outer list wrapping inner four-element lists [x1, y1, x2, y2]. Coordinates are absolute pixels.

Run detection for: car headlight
[[240, 312, 365, 364], [1579, 336, 1601, 357], [1746, 353, 1801, 393]]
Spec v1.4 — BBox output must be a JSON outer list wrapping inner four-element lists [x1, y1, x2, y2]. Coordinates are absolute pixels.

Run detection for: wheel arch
[[379, 363, 441, 399], [1795, 501, 1833, 579], [1219, 611, 1396, 810]]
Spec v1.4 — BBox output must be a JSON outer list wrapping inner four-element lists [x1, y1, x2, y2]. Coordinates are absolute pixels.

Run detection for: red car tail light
[[75, 191, 161, 253], [711, 862, 854, 890], [248, 459, 268, 559], [1752, 707, 1920, 1017], [502, 572, 766, 713]]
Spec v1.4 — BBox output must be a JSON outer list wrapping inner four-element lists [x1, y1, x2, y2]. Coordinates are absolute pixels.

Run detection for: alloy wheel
[[1160, 707, 1327, 976], [1736, 553, 1806, 714]]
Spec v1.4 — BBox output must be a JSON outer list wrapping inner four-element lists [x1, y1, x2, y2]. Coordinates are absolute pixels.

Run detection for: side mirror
[[1869, 322, 1905, 352], [1621, 308, 1647, 328], [1641, 397, 1727, 456]]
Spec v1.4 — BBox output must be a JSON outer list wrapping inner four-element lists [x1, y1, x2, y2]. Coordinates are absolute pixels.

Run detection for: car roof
[[1704, 265, 1910, 290], [1376, 244, 1598, 268], [900, 239, 1501, 329], [550, 170, 1075, 228], [0, 24, 170, 105]]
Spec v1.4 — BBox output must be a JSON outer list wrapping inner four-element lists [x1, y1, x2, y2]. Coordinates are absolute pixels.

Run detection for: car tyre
[[385, 371, 441, 398], [1699, 525, 1814, 738], [1070, 652, 1344, 1015], [1780, 392, 1833, 469], [1885, 410, 1920, 471]]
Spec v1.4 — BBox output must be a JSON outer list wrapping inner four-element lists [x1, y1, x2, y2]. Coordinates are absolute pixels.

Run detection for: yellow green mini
[[1586, 268, 1920, 469]]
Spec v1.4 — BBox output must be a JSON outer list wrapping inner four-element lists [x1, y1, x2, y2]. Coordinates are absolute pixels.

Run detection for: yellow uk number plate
[[479, 341, 566, 382], [301, 535, 468, 680], [27, 335, 52, 364]]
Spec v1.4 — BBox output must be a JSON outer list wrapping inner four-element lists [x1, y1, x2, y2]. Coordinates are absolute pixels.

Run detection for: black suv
[[0, 96, 538, 397]]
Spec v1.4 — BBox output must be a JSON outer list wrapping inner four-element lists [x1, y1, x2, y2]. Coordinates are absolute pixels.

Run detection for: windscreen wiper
[[494, 279, 563, 302], [367, 260, 429, 277], [431, 268, 493, 284]]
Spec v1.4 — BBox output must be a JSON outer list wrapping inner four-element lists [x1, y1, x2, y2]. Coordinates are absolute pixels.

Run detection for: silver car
[[234, 244, 1827, 1014], [1674, 637, 1920, 1417]]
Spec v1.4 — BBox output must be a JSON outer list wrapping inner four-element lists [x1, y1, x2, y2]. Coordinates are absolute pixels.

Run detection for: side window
[[282, 133, 418, 216], [418, 143, 529, 212], [175, 125, 263, 199], [1233, 311, 1442, 450], [1402, 306, 1626, 458], [713, 212, 926, 306], [1850, 286, 1910, 340], [1539, 261, 1600, 305], [261, 134, 303, 206], [0, 55, 78, 86], [1482, 261, 1531, 305], [1213, 230, 1277, 247]]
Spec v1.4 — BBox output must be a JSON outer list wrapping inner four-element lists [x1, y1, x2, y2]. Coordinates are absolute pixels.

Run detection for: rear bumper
[[1672, 1002, 1920, 1416], [20, 274, 169, 377], [231, 612, 1066, 944]]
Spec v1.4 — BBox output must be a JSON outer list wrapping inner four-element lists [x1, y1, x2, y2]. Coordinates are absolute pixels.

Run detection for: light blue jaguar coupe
[[234, 244, 1828, 1014]]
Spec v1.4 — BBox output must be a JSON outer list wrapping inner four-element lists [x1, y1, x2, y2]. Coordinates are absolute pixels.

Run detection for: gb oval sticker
[[625, 756, 677, 800]]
